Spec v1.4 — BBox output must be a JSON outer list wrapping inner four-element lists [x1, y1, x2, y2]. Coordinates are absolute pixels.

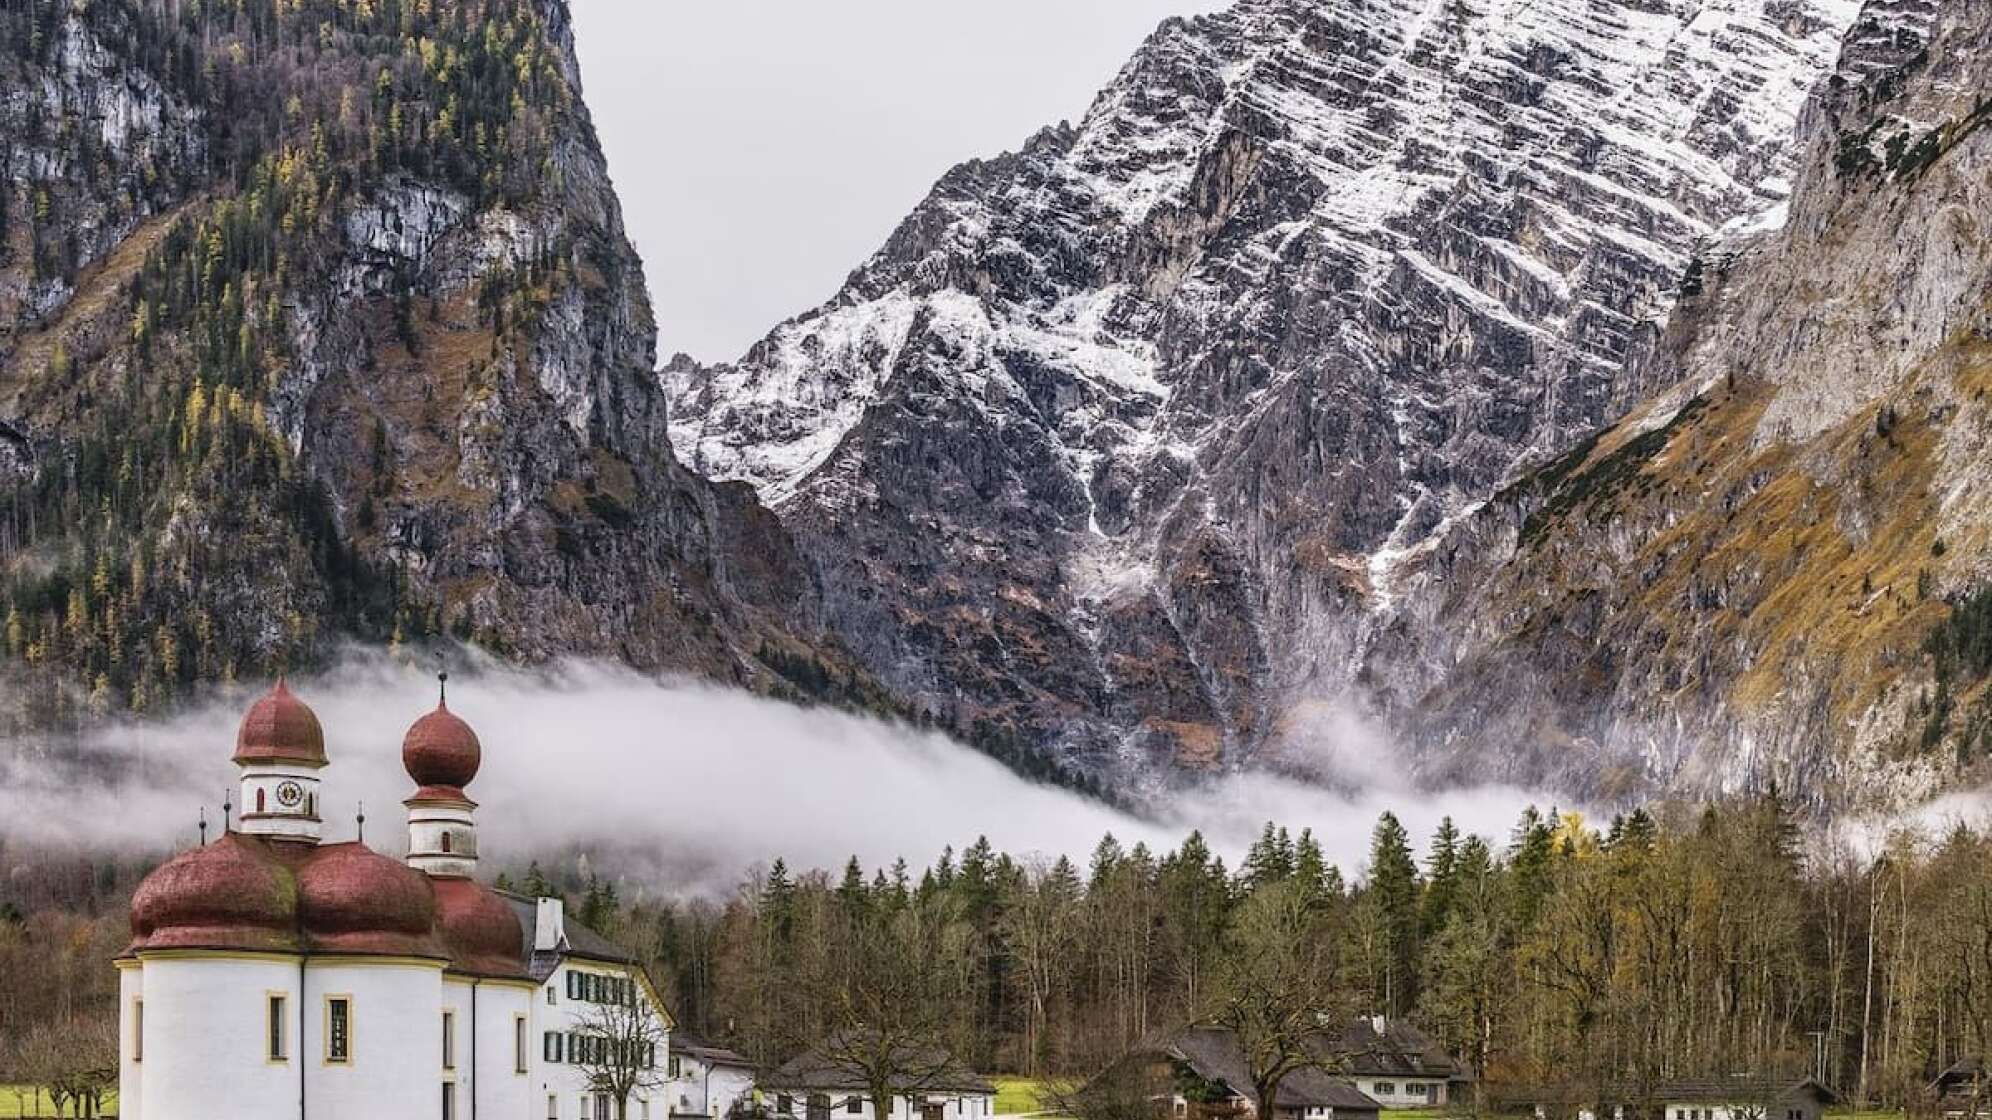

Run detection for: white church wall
[[139, 954, 304, 1120], [471, 978, 537, 1119], [117, 963, 144, 1120], [300, 958, 445, 1119]]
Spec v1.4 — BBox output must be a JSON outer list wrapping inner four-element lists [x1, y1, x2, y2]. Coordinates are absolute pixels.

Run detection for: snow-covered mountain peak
[[662, 0, 1863, 782]]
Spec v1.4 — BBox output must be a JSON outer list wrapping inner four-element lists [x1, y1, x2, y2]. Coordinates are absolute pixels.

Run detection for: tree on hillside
[[1207, 879, 1348, 1120], [1158, 831, 1233, 1020], [1005, 856, 1083, 1076], [1367, 813, 1421, 1017]]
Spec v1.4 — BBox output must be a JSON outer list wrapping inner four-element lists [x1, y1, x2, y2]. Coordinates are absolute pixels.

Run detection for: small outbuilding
[[668, 1035, 758, 1119], [1930, 1059, 1991, 1120]]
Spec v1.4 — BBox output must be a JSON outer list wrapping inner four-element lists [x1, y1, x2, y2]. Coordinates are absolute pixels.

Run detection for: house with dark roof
[[666, 1034, 758, 1119], [760, 1032, 995, 1120], [1930, 1059, 1992, 1120], [1314, 1016, 1471, 1109], [1089, 1025, 1381, 1120], [1506, 1077, 1838, 1120], [1649, 1077, 1837, 1120]]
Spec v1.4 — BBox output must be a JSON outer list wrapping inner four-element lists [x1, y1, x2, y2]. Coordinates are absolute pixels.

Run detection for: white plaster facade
[[120, 946, 658, 1120], [533, 954, 671, 1120], [1347, 1077, 1449, 1108], [666, 1052, 755, 1119]]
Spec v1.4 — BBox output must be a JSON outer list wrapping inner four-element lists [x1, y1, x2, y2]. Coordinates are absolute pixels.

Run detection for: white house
[[666, 1036, 757, 1119], [762, 1034, 995, 1120], [1523, 1078, 1838, 1120], [1321, 1016, 1471, 1109], [117, 679, 670, 1120]]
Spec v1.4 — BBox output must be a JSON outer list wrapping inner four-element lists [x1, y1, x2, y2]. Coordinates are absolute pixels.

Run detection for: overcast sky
[[571, 0, 1227, 364]]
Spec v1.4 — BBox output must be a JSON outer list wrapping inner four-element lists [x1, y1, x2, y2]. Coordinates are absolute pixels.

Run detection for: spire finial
[[438, 668, 449, 708], [199, 805, 209, 847], [357, 801, 366, 843], [222, 788, 233, 833]]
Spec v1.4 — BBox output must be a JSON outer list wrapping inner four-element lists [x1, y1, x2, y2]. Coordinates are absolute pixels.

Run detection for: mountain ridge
[[665, 0, 1867, 794]]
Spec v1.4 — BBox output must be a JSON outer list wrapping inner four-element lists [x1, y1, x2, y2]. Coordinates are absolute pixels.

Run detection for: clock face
[[276, 780, 305, 808]]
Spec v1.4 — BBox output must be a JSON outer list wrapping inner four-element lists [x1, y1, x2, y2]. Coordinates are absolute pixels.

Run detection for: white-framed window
[[443, 1082, 458, 1120], [132, 998, 143, 1062], [548, 1093, 560, 1120], [443, 1010, 457, 1070], [267, 992, 290, 1062], [545, 1031, 565, 1063], [516, 1015, 530, 1074], [1376, 1084, 1395, 1096], [325, 995, 353, 1064]]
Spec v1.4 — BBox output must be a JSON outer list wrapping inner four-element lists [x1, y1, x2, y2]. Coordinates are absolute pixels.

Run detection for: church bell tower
[[232, 678, 327, 844]]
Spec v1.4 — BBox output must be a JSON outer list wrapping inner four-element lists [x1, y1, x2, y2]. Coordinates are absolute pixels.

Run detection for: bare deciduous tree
[[798, 894, 967, 1120], [1206, 880, 1347, 1120], [573, 967, 669, 1120]]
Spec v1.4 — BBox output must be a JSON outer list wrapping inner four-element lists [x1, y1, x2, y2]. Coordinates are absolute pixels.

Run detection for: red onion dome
[[296, 843, 444, 958], [234, 678, 327, 767], [432, 878, 528, 979], [129, 833, 301, 954], [402, 702, 481, 790]]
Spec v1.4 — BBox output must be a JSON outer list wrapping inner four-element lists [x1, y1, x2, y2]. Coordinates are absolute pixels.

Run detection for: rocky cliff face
[[0, 0, 863, 730], [667, 0, 1862, 789], [1368, 0, 1992, 810]]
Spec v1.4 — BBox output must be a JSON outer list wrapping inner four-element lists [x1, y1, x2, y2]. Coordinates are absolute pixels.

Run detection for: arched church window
[[442, 832, 453, 854], [256, 788, 266, 813]]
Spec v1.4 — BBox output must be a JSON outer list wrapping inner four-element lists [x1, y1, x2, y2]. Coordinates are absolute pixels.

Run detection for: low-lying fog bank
[[1, 652, 1561, 890]]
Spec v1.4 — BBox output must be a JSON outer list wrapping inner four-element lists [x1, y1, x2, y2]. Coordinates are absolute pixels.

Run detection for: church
[[116, 679, 670, 1120]]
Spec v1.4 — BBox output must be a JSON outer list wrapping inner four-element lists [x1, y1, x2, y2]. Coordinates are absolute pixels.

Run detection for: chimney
[[535, 896, 568, 952]]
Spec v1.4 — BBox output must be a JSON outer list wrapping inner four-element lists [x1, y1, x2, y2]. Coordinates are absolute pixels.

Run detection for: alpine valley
[[6, 0, 1989, 813]]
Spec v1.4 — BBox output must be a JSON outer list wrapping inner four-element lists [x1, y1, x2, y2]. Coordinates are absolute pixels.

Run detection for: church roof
[[403, 700, 482, 791], [128, 833, 454, 962], [233, 678, 327, 767]]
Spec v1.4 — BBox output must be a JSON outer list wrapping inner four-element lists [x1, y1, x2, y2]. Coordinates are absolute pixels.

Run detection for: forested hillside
[[0, 0, 872, 735]]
